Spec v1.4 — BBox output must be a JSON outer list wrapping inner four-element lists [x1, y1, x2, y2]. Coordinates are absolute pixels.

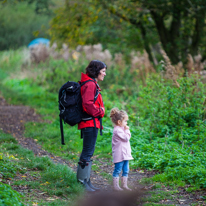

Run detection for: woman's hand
[[101, 107, 105, 114]]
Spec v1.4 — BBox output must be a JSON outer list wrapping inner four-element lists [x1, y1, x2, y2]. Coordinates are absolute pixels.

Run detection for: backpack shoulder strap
[[79, 80, 99, 103], [59, 116, 65, 145], [79, 79, 95, 86]]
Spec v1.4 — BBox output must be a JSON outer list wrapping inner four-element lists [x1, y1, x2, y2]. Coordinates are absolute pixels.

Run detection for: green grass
[[0, 131, 84, 205], [24, 121, 82, 161], [145, 190, 177, 203]]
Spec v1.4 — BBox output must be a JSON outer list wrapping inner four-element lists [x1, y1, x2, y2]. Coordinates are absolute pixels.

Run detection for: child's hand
[[124, 126, 129, 130]]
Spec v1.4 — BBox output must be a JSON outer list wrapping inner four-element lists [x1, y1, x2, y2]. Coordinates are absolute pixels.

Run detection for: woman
[[77, 60, 107, 192]]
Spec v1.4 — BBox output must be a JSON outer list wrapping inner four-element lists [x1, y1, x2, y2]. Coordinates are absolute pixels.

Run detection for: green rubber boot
[[87, 160, 100, 191], [77, 160, 95, 192]]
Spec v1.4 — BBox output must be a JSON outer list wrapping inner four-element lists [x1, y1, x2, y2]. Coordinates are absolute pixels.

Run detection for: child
[[110, 108, 133, 191]]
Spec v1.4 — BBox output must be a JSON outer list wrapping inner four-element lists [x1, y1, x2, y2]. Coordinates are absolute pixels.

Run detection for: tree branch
[[100, 1, 154, 64]]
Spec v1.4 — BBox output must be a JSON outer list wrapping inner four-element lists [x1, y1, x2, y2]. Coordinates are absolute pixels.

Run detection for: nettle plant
[[129, 75, 206, 188], [137, 75, 206, 141], [0, 183, 24, 206]]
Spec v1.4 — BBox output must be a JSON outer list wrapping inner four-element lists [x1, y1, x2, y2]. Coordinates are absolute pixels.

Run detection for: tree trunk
[[190, 13, 204, 57], [150, 10, 180, 64], [138, 21, 154, 64]]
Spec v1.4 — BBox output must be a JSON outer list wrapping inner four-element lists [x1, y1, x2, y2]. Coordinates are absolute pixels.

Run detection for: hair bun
[[110, 108, 119, 118]]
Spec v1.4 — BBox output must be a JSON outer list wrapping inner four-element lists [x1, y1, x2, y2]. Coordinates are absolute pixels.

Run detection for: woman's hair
[[110, 108, 128, 125], [86, 60, 107, 78]]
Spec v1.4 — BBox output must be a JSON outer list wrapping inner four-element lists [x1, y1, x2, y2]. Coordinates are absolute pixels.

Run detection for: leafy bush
[[0, 183, 24, 206], [128, 75, 206, 188]]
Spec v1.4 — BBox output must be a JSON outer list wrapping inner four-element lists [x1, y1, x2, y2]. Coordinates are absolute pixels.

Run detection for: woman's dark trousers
[[77, 127, 100, 191]]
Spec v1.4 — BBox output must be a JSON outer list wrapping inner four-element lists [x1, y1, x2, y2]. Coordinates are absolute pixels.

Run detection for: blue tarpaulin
[[28, 38, 50, 47]]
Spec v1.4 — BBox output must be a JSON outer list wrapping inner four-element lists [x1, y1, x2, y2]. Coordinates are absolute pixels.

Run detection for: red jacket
[[78, 73, 105, 130]]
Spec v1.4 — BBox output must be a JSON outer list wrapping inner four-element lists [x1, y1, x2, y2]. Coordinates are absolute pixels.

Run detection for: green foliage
[[49, 0, 206, 64], [0, 2, 50, 50], [0, 134, 25, 206], [0, 49, 24, 75], [0, 152, 23, 179], [1, 49, 206, 193], [82, 8, 145, 56], [0, 182, 24, 206], [128, 76, 206, 188], [50, 1, 98, 47], [0, 133, 25, 179], [0, 135, 17, 144], [135, 76, 206, 137], [28, 0, 54, 15], [33, 58, 140, 99], [103, 0, 206, 63], [35, 59, 88, 92], [2, 0, 54, 15], [49, 0, 150, 58]]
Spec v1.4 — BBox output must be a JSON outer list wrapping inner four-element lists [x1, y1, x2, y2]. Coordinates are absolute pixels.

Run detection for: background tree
[[50, 0, 206, 65], [49, 1, 98, 48], [2, 0, 54, 15], [0, 0, 58, 50], [101, 0, 206, 65], [49, 0, 159, 61]]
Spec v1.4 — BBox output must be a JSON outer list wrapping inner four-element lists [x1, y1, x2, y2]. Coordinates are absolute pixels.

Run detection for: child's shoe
[[121, 176, 132, 191], [113, 177, 123, 191]]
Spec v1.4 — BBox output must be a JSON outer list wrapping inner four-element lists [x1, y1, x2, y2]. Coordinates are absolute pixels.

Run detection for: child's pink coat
[[112, 125, 133, 163]]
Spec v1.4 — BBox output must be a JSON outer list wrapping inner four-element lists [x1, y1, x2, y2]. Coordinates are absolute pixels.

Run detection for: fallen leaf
[[39, 192, 47, 195], [46, 198, 55, 201]]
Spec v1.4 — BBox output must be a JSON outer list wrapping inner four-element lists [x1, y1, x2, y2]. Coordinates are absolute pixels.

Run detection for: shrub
[[0, 183, 24, 206]]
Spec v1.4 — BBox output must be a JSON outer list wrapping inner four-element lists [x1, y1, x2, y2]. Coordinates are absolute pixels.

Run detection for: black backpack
[[58, 80, 99, 145]]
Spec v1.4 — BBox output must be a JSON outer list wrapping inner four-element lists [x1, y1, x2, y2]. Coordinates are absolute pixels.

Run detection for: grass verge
[[0, 131, 84, 205]]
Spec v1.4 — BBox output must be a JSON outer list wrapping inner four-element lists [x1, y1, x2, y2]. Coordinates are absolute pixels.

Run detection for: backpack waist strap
[[80, 116, 102, 138]]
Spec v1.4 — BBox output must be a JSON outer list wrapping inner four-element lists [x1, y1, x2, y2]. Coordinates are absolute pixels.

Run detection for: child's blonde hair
[[110, 108, 128, 125]]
